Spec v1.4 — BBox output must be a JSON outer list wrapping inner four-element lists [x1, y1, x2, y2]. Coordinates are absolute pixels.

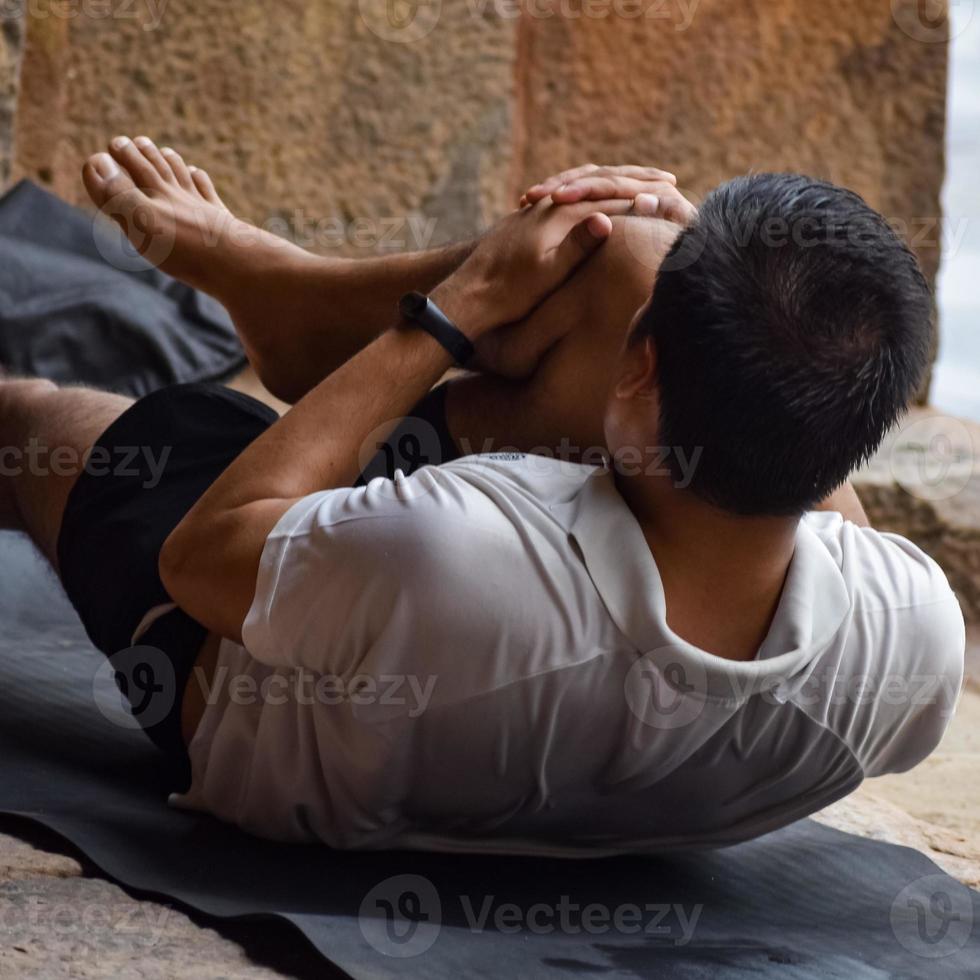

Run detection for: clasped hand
[[430, 164, 696, 371]]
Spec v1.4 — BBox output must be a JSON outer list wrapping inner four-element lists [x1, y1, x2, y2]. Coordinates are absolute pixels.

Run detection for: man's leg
[[0, 378, 133, 568], [82, 136, 471, 405], [81, 136, 677, 461]]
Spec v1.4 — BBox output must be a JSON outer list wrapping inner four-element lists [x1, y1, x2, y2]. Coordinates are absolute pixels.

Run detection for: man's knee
[[0, 377, 59, 402], [0, 378, 60, 433]]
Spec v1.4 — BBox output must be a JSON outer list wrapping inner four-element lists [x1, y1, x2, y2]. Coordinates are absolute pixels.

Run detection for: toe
[[189, 166, 224, 207], [133, 135, 177, 183], [160, 145, 195, 191], [82, 151, 135, 208], [108, 135, 165, 189]]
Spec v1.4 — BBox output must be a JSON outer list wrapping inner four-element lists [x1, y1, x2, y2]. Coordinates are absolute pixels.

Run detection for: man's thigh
[[0, 380, 134, 567]]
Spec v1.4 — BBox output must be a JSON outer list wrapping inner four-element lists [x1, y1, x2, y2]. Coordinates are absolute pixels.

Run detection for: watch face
[[399, 291, 427, 318]]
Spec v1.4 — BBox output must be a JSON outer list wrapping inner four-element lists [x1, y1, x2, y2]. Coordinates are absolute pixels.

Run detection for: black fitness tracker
[[398, 291, 475, 368]]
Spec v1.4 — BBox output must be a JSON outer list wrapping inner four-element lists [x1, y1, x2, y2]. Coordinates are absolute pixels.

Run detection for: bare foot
[[82, 136, 352, 400], [83, 135, 311, 291], [83, 136, 462, 403]]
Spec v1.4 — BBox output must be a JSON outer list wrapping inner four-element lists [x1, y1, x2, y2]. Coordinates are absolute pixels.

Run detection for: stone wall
[[0, 7, 24, 188], [4, 2, 948, 269], [854, 408, 980, 624]]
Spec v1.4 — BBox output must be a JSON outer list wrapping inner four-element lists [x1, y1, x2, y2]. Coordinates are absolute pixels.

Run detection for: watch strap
[[398, 291, 475, 367]]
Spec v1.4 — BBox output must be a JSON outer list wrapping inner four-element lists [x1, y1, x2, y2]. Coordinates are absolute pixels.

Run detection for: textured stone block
[[8, 2, 947, 268], [0, 7, 24, 187]]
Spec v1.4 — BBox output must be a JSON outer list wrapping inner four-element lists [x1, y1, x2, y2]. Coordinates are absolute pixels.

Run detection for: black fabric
[[1, 530, 978, 978], [0, 180, 246, 395], [56, 383, 278, 773], [56, 380, 458, 781]]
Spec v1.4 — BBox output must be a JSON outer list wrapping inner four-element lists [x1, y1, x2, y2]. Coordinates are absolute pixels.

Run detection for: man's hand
[[522, 164, 697, 227], [431, 195, 663, 342]]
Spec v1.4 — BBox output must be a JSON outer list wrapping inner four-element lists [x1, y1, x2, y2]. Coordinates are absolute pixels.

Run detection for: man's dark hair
[[635, 173, 933, 516]]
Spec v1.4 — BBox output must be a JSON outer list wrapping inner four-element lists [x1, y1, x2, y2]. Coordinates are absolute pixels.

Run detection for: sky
[[931, 2, 980, 420]]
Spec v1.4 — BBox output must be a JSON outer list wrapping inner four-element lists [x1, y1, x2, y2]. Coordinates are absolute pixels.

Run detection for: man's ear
[[613, 336, 658, 400]]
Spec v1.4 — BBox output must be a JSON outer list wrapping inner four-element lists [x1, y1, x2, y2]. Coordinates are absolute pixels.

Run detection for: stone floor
[[0, 820, 334, 980]]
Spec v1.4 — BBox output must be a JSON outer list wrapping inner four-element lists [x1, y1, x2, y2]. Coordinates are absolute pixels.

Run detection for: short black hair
[[634, 173, 933, 516]]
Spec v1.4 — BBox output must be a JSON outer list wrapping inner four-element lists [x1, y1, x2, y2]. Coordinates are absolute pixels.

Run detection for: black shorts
[[56, 381, 459, 788]]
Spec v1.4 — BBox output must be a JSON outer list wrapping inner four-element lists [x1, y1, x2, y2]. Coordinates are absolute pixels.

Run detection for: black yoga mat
[[0, 179, 245, 395], [0, 530, 978, 979]]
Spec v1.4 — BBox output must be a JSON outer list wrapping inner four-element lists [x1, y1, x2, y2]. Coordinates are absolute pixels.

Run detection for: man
[[0, 136, 963, 854]]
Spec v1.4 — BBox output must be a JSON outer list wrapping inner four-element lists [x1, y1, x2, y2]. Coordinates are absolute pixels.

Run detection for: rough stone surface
[[815, 790, 980, 890], [0, 8, 24, 187], [513, 0, 949, 393], [11, 0, 517, 254], [1, 2, 951, 394], [7, 3, 948, 261], [0, 821, 330, 979], [853, 407, 980, 623]]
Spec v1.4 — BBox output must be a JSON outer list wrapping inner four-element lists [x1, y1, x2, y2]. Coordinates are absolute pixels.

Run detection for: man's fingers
[[550, 174, 676, 205], [548, 184, 697, 227], [552, 212, 613, 276], [523, 163, 600, 203], [632, 193, 661, 216], [524, 164, 677, 204], [653, 187, 699, 226]]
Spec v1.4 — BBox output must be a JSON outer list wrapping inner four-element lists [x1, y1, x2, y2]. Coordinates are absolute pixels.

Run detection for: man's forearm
[[248, 240, 474, 403]]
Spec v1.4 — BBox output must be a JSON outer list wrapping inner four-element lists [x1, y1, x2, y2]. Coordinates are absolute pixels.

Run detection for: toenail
[[93, 153, 119, 179], [110, 136, 130, 150]]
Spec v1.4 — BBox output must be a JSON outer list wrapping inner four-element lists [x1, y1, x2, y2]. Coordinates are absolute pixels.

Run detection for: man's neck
[[615, 473, 800, 661]]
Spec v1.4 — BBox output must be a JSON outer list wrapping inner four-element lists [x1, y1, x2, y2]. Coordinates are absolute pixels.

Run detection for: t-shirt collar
[[565, 467, 852, 699]]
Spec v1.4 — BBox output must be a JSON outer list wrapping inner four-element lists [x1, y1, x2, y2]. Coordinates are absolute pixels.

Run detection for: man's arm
[[244, 240, 474, 404], [246, 166, 684, 402], [811, 482, 870, 526], [159, 198, 627, 641]]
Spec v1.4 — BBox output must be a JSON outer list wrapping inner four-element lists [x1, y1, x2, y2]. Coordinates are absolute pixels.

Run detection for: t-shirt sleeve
[[847, 530, 966, 777], [241, 468, 475, 675]]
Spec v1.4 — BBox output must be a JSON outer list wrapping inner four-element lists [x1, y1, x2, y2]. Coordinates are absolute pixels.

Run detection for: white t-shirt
[[171, 455, 965, 856]]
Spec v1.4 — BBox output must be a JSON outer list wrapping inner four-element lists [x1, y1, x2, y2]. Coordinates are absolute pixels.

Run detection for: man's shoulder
[[443, 452, 602, 489], [794, 513, 965, 778], [271, 454, 601, 561], [802, 510, 959, 615]]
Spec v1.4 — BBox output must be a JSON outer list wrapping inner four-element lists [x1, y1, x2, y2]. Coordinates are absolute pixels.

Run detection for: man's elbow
[[158, 522, 198, 611]]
